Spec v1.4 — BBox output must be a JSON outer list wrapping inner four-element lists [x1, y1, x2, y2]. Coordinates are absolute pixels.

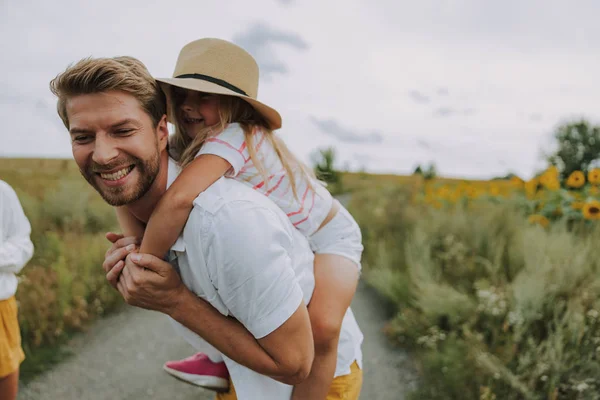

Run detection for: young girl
[[117, 38, 363, 399]]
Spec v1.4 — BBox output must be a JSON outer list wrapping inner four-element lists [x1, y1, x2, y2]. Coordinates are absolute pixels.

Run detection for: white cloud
[[2, 0, 600, 179], [310, 117, 383, 144], [232, 23, 308, 79], [408, 90, 430, 104]]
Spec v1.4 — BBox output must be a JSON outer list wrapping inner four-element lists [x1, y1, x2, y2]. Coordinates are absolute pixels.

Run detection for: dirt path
[[19, 282, 416, 400]]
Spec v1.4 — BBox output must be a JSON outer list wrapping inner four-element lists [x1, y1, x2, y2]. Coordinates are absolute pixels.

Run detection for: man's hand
[[117, 253, 186, 315], [103, 232, 139, 288]]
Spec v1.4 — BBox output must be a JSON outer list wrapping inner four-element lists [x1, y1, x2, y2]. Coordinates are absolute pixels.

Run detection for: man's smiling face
[[67, 90, 167, 206]]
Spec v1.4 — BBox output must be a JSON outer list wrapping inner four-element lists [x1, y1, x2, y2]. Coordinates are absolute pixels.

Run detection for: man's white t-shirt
[[166, 158, 363, 400], [196, 123, 334, 236]]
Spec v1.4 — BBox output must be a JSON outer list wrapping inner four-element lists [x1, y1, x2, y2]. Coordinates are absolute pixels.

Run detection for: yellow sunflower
[[583, 200, 600, 220], [489, 184, 501, 196], [539, 171, 560, 190], [524, 178, 539, 198], [528, 214, 550, 228], [588, 168, 600, 185], [466, 186, 479, 199], [544, 179, 561, 191], [510, 176, 524, 188], [566, 171, 585, 188], [571, 201, 585, 210]]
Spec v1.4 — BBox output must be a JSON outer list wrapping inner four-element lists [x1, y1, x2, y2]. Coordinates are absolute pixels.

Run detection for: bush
[[349, 189, 600, 399], [7, 170, 122, 382], [312, 147, 343, 195]]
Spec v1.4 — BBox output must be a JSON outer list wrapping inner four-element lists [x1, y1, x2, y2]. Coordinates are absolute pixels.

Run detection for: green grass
[[349, 186, 600, 399], [1, 158, 123, 382], [10, 157, 597, 397]]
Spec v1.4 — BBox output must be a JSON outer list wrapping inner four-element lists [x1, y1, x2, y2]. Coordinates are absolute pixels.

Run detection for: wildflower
[[507, 311, 524, 326], [582, 200, 600, 220], [566, 170, 585, 188], [587, 309, 599, 319], [588, 168, 600, 184], [528, 214, 550, 228], [479, 386, 496, 400], [575, 382, 589, 392]]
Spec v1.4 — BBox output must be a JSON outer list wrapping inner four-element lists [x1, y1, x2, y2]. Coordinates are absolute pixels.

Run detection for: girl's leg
[[0, 369, 19, 400], [291, 253, 359, 400], [199, 342, 224, 363]]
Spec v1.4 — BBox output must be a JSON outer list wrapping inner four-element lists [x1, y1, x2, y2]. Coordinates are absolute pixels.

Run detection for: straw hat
[[156, 38, 282, 129]]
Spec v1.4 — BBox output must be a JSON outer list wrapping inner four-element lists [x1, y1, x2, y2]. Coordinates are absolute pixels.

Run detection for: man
[[0, 180, 34, 400], [50, 56, 363, 399]]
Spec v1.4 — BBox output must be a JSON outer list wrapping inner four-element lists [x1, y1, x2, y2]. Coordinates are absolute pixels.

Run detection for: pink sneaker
[[163, 353, 229, 391]]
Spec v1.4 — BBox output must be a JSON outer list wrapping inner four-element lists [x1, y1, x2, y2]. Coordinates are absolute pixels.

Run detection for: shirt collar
[[167, 156, 181, 189]]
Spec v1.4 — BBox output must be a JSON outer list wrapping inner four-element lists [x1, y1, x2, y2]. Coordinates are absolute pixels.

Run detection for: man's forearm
[[168, 287, 306, 383]]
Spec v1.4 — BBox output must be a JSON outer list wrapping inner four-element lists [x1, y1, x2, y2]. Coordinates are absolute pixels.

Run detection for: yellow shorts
[[0, 296, 25, 378], [216, 361, 363, 400]]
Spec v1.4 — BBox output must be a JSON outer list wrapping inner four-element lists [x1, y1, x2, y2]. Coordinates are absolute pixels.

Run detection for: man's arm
[[116, 252, 313, 385], [106, 199, 316, 384], [204, 203, 316, 380], [0, 183, 34, 273], [169, 287, 313, 384]]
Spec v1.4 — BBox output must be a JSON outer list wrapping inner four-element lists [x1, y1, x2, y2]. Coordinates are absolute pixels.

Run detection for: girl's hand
[[117, 253, 185, 314], [103, 232, 140, 288]]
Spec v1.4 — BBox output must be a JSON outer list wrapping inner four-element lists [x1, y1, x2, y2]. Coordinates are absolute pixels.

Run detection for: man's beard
[[80, 152, 160, 207]]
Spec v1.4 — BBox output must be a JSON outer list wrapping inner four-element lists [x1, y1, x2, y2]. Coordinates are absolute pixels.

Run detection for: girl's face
[[172, 87, 221, 139]]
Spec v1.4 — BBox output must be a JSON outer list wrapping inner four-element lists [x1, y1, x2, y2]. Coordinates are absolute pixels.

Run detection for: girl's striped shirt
[[196, 123, 333, 236]]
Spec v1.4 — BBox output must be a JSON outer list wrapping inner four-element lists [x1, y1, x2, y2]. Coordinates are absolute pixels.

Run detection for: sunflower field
[[347, 166, 600, 400], [412, 166, 600, 228]]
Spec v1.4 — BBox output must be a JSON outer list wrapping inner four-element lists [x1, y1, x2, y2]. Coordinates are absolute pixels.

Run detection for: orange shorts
[[0, 296, 25, 378], [216, 361, 362, 400]]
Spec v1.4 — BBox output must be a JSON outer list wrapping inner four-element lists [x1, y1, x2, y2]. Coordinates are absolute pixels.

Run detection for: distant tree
[[311, 147, 341, 187], [546, 120, 600, 179], [423, 162, 437, 180], [413, 165, 424, 175], [492, 172, 519, 181]]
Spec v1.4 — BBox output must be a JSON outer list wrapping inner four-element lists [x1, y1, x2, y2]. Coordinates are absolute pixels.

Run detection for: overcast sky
[[2, 0, 600, 179]]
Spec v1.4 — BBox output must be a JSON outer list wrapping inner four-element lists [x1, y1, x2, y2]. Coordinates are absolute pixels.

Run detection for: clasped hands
[[102, 232, 185, 315]]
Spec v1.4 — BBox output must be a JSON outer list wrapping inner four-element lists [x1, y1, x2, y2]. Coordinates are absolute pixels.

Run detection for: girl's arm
[[115, 206, 146, 239], [139, 154, 232, 258]]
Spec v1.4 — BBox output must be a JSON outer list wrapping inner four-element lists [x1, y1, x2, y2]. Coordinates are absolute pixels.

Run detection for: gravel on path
[[19, 281, 417, 400]]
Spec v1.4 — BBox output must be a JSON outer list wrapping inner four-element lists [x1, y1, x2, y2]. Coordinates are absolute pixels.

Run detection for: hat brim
[[156, 77, 282, 130]]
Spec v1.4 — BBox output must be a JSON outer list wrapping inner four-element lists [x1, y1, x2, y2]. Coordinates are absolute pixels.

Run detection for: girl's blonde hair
[[168, 89, 315, 200]]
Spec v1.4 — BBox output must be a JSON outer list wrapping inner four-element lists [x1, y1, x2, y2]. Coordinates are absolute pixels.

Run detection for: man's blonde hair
[[168, 91, 315, 200], [50, 56, 166, 128]]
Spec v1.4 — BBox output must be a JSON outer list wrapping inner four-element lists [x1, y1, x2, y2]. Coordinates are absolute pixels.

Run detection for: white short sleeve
[[196, 123, 248, 177], [209, 203, 304, 339]]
